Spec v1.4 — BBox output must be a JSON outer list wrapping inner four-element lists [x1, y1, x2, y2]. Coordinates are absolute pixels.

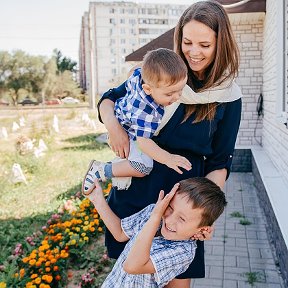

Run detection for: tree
[[53, 70, 82, 99], [0, 50, 45, 105], [53, 49, 77, 74]]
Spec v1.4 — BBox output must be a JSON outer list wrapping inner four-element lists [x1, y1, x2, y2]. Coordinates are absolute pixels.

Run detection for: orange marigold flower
[[34, 277, 41, 284], [45, 261, 51, 267], [42, 275, 53, 283], [36, 261, 42, 267], [22, 257, 29, 263], [29, 253, 37, 259], [39, 252, 45, 257], [55, 275, 61, 281], [45, 267, 51, 272], [20, 268, 25, 278], [98, 227, 103, 232], [29, 259, 36, 266], [53, 266, 59, 271], [31, 274, 38, 279]]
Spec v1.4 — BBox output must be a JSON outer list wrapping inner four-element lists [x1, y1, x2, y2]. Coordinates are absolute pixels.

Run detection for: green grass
[[243, 271, 265, 286], [240, 218, 252, 225], [0, 108, 113, 267], [230, 211, 245, 218]]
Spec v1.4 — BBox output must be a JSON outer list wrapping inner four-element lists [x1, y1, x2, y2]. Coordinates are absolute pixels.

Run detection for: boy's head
[[141, 48, 188, 107], [161, 177, 227, 241]]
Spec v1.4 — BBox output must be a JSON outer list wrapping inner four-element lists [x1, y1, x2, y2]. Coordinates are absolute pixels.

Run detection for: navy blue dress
[[98, 82, 242, 279]]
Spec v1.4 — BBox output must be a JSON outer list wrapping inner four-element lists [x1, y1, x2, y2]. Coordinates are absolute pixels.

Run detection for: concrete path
[[191, 172, 285, 288]]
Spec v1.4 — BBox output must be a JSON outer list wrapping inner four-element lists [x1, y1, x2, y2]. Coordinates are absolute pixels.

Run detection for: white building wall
[[262, 0, 288, 183], [79, 1, 187, 104], [230, 13, 265, 147]]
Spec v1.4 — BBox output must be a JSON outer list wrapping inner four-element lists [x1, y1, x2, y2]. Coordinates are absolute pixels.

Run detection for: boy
[[85, 177, 227, 287]]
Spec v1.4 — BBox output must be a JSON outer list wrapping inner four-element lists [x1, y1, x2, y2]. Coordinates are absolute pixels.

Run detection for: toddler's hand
[[166, 154, 192, 174]]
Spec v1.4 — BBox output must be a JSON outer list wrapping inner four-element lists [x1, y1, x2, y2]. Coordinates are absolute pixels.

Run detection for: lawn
[[0, 107, 115, 287]]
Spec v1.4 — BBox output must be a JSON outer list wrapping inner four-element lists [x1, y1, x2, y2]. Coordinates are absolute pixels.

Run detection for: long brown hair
[[174, 0, 239, 122]]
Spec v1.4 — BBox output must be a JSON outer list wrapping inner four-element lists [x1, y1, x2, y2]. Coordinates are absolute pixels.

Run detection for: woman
[[98, 1, 241, 287]]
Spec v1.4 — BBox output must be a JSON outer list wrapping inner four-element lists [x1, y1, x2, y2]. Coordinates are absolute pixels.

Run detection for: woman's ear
[[142, 83, 152, 95]]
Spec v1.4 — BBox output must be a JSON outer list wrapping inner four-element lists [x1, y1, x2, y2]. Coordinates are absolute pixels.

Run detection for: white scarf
[[155, 79, 242, 135]]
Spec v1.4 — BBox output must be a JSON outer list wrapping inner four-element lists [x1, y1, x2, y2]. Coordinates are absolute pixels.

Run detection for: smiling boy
[[85, 177, 227, 288]]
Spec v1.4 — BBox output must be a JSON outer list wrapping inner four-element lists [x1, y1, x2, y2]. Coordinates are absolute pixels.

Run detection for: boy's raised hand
[[166, 154, 192, 174], [151, 183, 180, 219], [84, 179, 104, 204]]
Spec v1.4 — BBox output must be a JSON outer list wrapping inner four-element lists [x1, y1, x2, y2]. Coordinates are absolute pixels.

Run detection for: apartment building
[[78, 1, 188, 108]]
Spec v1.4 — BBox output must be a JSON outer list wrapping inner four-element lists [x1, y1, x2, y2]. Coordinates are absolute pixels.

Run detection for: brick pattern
[[192, 173, 285, 288], [230, 16, 264, 146], [231, 149, 252, 172]]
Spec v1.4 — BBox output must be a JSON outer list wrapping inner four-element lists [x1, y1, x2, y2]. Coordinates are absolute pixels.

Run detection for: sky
[[0, 0, 193, 63]]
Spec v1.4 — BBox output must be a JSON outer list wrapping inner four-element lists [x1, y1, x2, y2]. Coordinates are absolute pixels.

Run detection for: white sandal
[[82, 160, 106, 195]]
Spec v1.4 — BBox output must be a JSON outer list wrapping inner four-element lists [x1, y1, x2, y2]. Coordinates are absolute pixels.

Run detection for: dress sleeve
[[204, 98, 242, 179], [97, 82, 127, 123]]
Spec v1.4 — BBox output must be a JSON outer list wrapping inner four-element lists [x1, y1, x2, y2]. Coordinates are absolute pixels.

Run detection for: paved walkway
[[192, 172, 285, 288]]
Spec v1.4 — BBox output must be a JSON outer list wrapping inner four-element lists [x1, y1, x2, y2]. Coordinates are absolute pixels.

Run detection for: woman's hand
[[108, 122, 130, 159], [99, 98, 130, 158], [191, 226, 214, 241]]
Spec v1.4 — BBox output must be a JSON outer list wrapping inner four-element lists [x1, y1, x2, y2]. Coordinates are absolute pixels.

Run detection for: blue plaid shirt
[[114, 68, 165, 141], [101, 204, 197, 288]]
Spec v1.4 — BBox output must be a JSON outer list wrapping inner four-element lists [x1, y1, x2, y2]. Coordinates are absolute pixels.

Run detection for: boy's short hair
[[177, 177, 227, 227], [142, 48, 187, 87]]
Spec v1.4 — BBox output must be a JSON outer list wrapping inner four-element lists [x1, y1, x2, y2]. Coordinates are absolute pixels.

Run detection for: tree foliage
[[0, 50, 81, 105], [54, 49, 77, 74]]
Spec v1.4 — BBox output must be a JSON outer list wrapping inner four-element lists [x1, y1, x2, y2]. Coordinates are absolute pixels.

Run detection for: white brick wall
[[229, 13, 264, 146], [262, 0, 288, 182]]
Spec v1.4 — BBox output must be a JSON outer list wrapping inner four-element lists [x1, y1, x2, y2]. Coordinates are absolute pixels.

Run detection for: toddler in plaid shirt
[[85, 177, 227, 288], [83, 48, 190, 194]]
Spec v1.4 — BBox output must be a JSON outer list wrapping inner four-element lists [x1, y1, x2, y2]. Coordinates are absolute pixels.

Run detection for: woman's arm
[[98, 83, 130, 158], [99, 99, 130, 158], [205, 99, 242, 183], [205, 168, 227, 190]]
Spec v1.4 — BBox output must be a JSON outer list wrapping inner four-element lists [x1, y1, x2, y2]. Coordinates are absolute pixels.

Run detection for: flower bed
[[0, 184, 113, 288]]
